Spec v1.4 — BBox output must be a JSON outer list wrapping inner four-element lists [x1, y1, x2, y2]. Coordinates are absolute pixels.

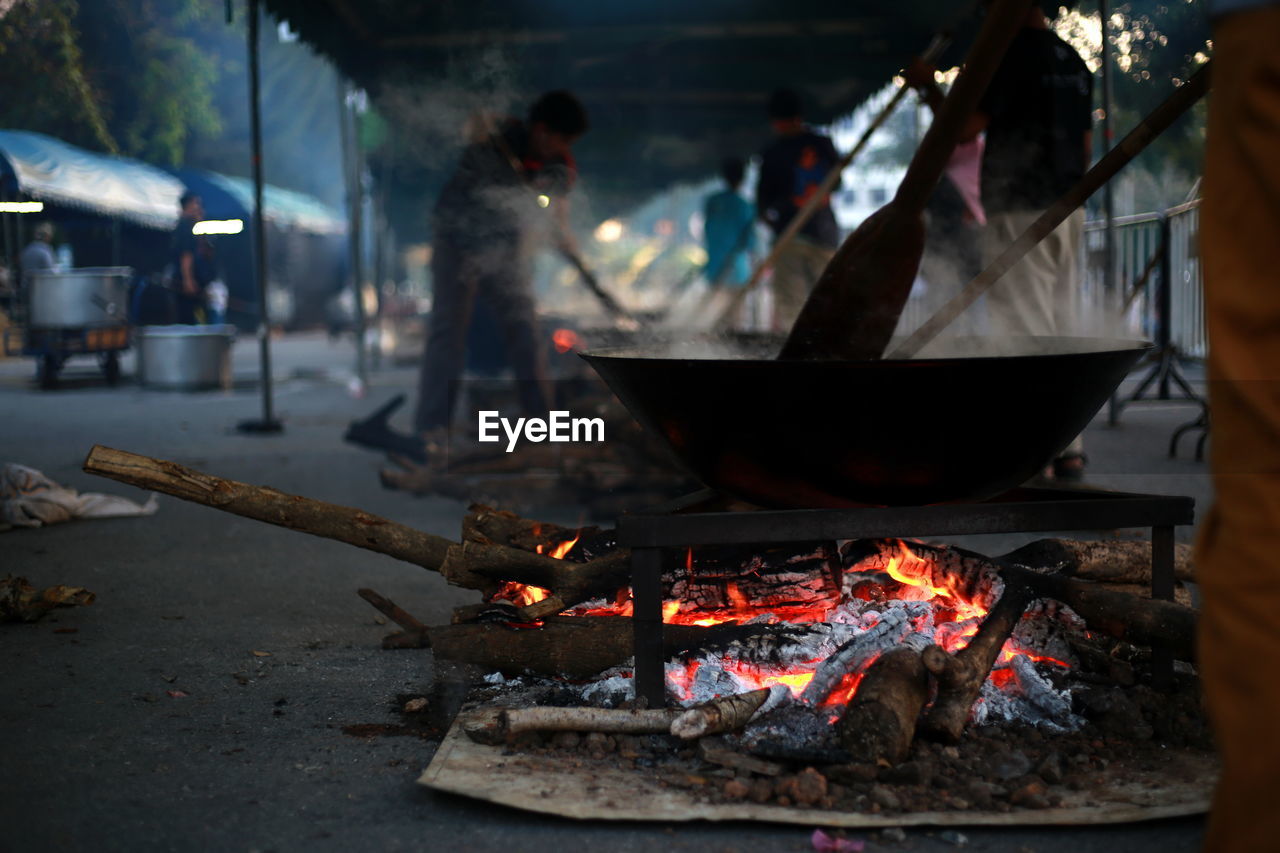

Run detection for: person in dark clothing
[[909, 1, 1093, 478], [413, 90, 589, 435], [756, 88, 842, 329], [170, 192, 217, 324]]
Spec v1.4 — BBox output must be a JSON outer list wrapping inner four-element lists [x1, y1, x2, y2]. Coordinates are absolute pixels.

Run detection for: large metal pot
[[137, 325, 235, 390], [581, 336, 1152, 507], [27, 267, 131, 329]]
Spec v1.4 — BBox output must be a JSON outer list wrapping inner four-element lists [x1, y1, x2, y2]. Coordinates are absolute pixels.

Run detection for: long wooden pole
[[81, 445, 628, 603], [84, 444, 453, 569]]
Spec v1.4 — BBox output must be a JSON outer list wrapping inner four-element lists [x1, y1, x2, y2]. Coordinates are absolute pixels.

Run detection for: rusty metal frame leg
[[1150, 525, 1176, 689], [632, 546, 666, 707]]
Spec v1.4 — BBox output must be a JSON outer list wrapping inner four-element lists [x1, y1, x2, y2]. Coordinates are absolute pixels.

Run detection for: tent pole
[[1, 188, 13, 274], [339, 81, 369, 392], [238, 0, 282, 433]]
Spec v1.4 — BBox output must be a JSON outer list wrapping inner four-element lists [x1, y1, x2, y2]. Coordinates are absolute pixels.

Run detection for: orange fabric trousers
[[1197, 7, 1280, 852]]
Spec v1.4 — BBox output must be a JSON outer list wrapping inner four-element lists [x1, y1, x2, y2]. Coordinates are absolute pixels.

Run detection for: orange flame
[[563, 537, 1071, 706], [492, 581, 550, 607], [549, 531, 580, 560]]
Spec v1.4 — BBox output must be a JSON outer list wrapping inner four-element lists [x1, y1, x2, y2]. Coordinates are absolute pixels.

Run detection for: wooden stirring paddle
[[779, 0, 1031, 361]]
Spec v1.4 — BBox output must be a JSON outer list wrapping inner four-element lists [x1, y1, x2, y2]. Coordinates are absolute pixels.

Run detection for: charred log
[[801, 607, 914, 705], [461, 504, 616, 561], [835, 641, 935, 765], [1000, 538, 1195, 584], [1009, 567, 1196, 661], [919, 583, 1035, 743], [442, 543, 634, 608], [845, 539, 1196, 661], [424, 616, 813, 679]]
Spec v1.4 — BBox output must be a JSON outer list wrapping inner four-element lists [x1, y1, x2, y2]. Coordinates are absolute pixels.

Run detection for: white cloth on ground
[[1, 463, 158, 531]]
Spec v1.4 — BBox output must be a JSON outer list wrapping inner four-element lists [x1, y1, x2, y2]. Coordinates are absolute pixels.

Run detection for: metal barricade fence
[[1083, 199, 1204, 362], [1165, 201, 1205, 360], [1082, 211, 1162, 339]]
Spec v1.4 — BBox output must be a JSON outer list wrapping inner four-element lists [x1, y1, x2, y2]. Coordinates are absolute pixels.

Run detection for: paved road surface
[[1, 332, 1211, 851]]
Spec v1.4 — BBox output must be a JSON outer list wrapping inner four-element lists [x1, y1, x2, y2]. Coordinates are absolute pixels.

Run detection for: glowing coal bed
[[487, 538, 1087, 751]]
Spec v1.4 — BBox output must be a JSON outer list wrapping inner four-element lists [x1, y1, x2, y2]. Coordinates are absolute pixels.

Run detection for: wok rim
[[580, 336, 1155, 366]]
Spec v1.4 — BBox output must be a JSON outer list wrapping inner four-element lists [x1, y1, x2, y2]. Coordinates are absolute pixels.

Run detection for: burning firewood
[[670, 687, 772, 740], [83, 446, 1199, 759], [417, 616, 814, 679], [1005, 565, 1195, 661], [845, 539, 1196, 662], [835, 638, 937, 765], [461, 504, 614, 559], [83, 446, 630, 607], [800, 607, 914, 705], [919, 583, 1035, 743]]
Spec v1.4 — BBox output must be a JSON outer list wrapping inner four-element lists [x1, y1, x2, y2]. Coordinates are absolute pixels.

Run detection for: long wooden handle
[[711, 35, 955, 330], [892, 0, 1031, 214], [83, 444, 454, 570], [887, 62, 1211, 359], [563, 250, 632, 320]]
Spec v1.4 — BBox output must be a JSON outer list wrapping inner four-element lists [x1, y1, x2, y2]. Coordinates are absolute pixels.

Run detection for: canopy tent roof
[[0, 130, 185, 230], [261, 0, 975, 209], [174, 169, 347, 236]]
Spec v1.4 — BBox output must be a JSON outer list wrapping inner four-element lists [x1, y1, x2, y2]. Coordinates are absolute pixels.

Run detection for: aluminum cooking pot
[[27, 267, 132, 329], [137, 324, 235, 390]]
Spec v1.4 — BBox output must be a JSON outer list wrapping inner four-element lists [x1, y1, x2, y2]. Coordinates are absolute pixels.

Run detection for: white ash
[[1013, 599, 1085, 667], [801, 606, 919, 704], [1009, 654, 1079, 727], [971, 658, 1082, 733], [579, 667, 635, 708], [756, 683, 794, 717], [698, 624, 842, 668]]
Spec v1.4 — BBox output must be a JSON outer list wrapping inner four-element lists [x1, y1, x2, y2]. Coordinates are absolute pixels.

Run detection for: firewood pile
[[83, 445, 1212, 817]]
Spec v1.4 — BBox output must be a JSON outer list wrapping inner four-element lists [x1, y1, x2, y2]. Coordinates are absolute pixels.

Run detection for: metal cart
[[3, 267, 133, 389]]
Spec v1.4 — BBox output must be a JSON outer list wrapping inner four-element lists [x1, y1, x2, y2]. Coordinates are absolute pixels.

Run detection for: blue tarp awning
[[0, 130, 184, 230], [174, 169, 346, 236]]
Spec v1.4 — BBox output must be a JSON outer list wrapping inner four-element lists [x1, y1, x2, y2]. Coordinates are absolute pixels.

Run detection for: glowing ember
[[511, 538, 1076, 725]]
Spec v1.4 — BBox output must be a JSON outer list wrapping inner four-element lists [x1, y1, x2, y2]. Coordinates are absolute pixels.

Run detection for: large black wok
[[581, 336, 1151, 507]]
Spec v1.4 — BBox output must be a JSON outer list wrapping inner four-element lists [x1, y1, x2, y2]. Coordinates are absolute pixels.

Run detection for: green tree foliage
[[1055, 0, 1211, 205], [0, 0, 221, 164], [0, 0, 119, 153], [72, 0, 223, 164]]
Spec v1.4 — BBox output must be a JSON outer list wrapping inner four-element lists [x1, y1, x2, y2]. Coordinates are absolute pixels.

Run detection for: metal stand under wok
[[616, 487, 1194, 708]]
